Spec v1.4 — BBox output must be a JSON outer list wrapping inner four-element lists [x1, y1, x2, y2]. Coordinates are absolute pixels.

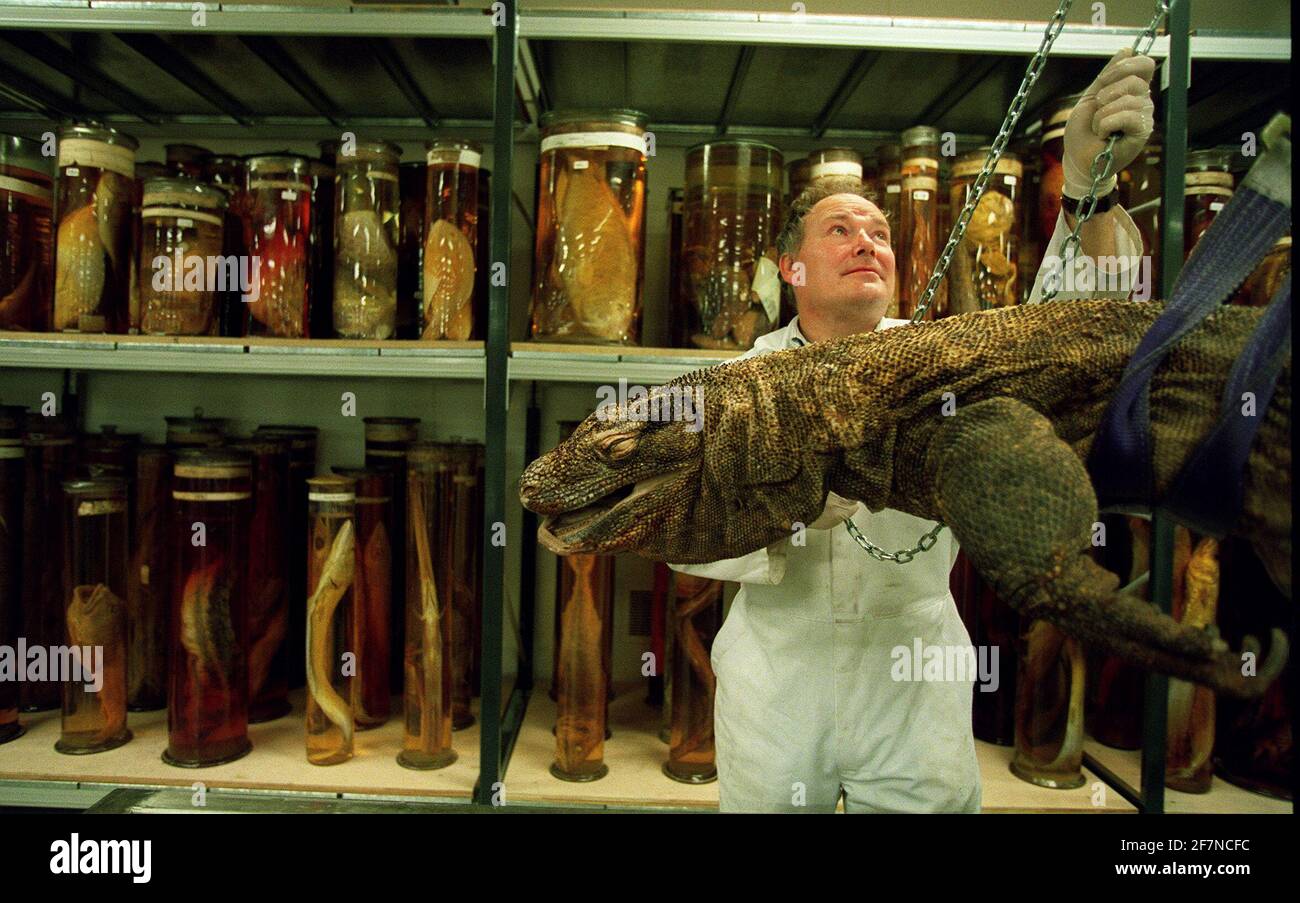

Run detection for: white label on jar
[[541, 131, 646, 154], [0, 174, 52, 203], [281, 189, 298, 200], [308, 491, 355, 503], [65, 167, 79, 177], [572, 159, 589, 170], [58, 138, 135, 179], [177, 217, 194, 227], [142, 206, 223, 226], [912, 190, 931, 201], [809, 160, 863, 179], [1210, 201, 1225, 211], [886, 184, 901, 194], [1004, 175, 1018, 185], [426, 148, 482, 169]]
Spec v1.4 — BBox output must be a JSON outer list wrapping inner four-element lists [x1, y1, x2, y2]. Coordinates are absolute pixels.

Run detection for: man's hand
[[1064, 48, 1156, 199]]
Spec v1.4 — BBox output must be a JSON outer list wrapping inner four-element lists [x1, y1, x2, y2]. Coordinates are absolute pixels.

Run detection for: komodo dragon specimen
[[519, 299, 1291, 699]]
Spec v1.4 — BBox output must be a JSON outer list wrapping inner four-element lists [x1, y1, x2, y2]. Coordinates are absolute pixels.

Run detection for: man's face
[[779, 193, 895, 327]]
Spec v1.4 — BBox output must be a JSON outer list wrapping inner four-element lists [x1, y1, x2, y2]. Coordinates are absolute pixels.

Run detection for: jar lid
[[0, 133, 53, 175], [63, 476, 127, 496], [540, 108, 647, 130], [321, 138, 403, 162], [245, 153, 311, 173], [58, 121, 139, 151], [307, 474, 356, 498], [901, 125, 940, 147], [143, 176, 229, 210], [172, 447, 251, 470], [1185, 148, 1233, 172], [427, 138, 483, 154], [686, 138, 782, 157]]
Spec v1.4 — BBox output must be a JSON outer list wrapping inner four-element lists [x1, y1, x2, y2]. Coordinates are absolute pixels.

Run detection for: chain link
[[859, 0, 1169, 561]]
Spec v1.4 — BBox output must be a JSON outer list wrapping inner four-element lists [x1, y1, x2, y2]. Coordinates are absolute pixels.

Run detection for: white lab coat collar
[[754, 313, 911, 354]]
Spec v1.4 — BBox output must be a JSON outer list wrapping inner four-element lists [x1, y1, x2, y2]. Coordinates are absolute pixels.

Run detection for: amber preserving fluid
[[1166, 536, 1220, 793], [898, 126, 941, 321], [551, 551, 613, 781], [243, 155, 311, 337], [305, 475, 356, 765], [1183, 149, 1233, 261], [1010, 619, 1086, 788], [663, 573, 723, 783], [946, 149, 1023, 315], [531, 109, 647, 345], [397, 161, 425, 339], [139, 177, 228, 336], [423, 140, 480, 340], [0, 406, 25, 742], [363, 416, 418, 690], [56, 478, 131, 754], [164, 448, 252, 767], [0, 134, 54, 330], [951, 549, 1018, 746], [875, 143, 902, 319], [127, 445, 170, 711]]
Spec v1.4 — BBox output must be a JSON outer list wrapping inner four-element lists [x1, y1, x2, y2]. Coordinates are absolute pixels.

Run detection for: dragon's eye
[[598, 432, 637, 461]]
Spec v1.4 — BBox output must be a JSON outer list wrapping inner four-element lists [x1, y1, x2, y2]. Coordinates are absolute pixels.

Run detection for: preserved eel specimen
[[306, 519, 356, 749], [553, 165, 636, 341], [552, 552, 609, 780], [65, 583, 128, 746], [422, 219, 475, 340], [404, 487, 452, 764], [1166, 537, 1220, 792]]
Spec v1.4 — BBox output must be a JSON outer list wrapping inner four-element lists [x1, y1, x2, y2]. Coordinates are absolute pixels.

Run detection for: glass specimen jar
[[397, 161, 425, 339], [199, 154, 248, 337], [1234, 235, 1291, 307], [364, 416, 418, 689], [0, 405, 25, 742], [663, 573, 723, 783], [327, 139, 401, 339], [1083, 515, 1149, 750], [423, 139, 480, 340], [946, 148, 1023, 315], [807, 146, 862, 184], [166, 143, 211, 179], [0, 133, 54, 330], [1183, 149, 1233, 260], [398, 443, 456, 770], [308, 157, 335, 339], [56, 477, 131, 754], [139, 177, 228, 336], [332, 466, 393, 729], [20, 418, 77, 711], [53, 123, 137, 333], [231, 437, 292, 724], [875, 143, 902, 318], [1037, 93, 1078, 242], [1010, 618, 1086, 789], [127, 444, 170, 711], [164, 409, 225, 448], [898, 126, 941, 320], [786, 157, 810, 204], [1117, 133, 1162, 294], [128, 162, 169, 333], [305, 474, 356, 766], [552, 549, 613, 781], [1166, 537, 1219, 794], [531, 109, 647, 345], [951, 550, 1018, 746], [443, 443, 483, 731], [682, 140, 784, 351], [164, 448, 253, 767], [243, 154, 311, 337], [667, 187, 688, 347]]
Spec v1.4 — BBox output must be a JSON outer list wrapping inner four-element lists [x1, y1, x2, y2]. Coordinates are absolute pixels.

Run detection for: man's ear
[[778, 252, 799, 286]]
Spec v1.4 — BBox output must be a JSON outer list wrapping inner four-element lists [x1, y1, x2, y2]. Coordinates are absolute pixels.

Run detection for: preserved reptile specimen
[[663, 574, 722, 783], [553, 165, 636, 341], [1166, 537, 1220, 792], [306, 518, 356, 763]]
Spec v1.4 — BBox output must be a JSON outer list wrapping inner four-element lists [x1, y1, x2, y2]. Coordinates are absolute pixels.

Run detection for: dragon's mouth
[[537, 472, 676, 554]]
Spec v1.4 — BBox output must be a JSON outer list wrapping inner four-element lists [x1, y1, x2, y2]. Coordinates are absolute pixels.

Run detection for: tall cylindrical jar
[[945, 149, 1023, 315], [0, 405, 25, 742], [332, 466, 393, 729], [786, 157, 810, 204], [53, 123, 137, 333], [531, 109, 647, 344], [231, 437, 292, 724], [128, 161, 169, 334], [20, 418, 77, 711], [898, 126, 940, 320], [423, 139, 480, 340], [446, 443, 481, 730], [551, 550, 613, 781], [399, 443, 456, 770], [199, 154, 248, 336], [328, 140, 401, 339], [663, 573, 723, 783], [1037, 94, 1078, 242], [397, 161, 425, 339], [56, 477, 131, 754], [0, 134, 54, 330], [876, 143, 902, 319], [164, 448, 252, 767], [127, 444, 171, 711], [364, 416, 418, 690], [682, 140, 783, 350], [807, 146, 863, 184], [243, 154, 311, 337], [951, 549, 1018, 745], [1183, 149, 1233, 261], [139, 177, 228, 335], [1166, 537, 1219, 793], [305, 475, 356, 765], [1010, 618, 1086, 788], [165, 409, 225, 448]]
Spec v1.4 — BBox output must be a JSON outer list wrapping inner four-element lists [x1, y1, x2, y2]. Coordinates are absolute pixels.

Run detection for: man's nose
[[853, 230, 875, 255]]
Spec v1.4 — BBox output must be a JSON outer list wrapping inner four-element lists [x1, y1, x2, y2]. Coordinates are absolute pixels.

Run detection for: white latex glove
[[1063, 48, 1157, 199], [807, 491, 860, 530]]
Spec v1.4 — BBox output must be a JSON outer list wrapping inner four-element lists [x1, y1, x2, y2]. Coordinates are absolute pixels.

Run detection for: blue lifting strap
[[1087, 114, 1292, 524]]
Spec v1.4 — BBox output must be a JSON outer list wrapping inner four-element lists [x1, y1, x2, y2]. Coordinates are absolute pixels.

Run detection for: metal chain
[[856, 0, 1169, 561], [844, 517, 946, 564]]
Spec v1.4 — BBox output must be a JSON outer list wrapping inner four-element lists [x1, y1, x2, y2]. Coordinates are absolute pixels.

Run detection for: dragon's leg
[[922, 396, 1286, 699]]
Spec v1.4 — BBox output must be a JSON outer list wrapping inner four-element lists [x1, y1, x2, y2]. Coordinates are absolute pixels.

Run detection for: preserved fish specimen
[[397, 161, 425, 338], [233, 438, 291, 723], [0, 405, 25, 741], [306, 475, 356, 765], [20, 420, 76, 711], [423, 140, 480, 340], [0, 134, 54, 330], [531, 109, 646, 344], [164, 449, 252, 767], [57, 478, 130, 754], [398, 443, 456, 769], [139, 178, 227, 335], [243, 155, 311, 337], [333, 467, 393, 729], [551, 552, 611, 781], [663, 573, 722, 783], [1183, 149, 1233, 260], [53, 123, 137, 333], [946, 150, 1022, 315], [328, 140, 400, 339], [682, 140, 783, 350], [898, 126, 941, 320], [127, 445, 170, 711], [1166, 537, 1220, 793], [1010, 619, 1086, 788]]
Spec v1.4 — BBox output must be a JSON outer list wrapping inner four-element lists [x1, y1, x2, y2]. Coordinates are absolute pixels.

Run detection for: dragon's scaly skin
[[520, 299, 1291, 698]]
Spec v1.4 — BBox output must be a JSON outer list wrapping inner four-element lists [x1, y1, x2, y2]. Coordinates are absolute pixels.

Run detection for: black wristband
[[1062, 188, 1119, 218]]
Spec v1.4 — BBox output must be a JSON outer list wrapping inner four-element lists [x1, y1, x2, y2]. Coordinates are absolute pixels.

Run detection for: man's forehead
[[808, 194, 885, 222]]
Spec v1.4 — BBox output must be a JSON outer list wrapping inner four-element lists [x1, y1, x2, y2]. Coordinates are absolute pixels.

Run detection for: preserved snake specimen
[[306, 519, 356, 749], [405, 487, 449, 762], [422, 218, 475, 340]]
